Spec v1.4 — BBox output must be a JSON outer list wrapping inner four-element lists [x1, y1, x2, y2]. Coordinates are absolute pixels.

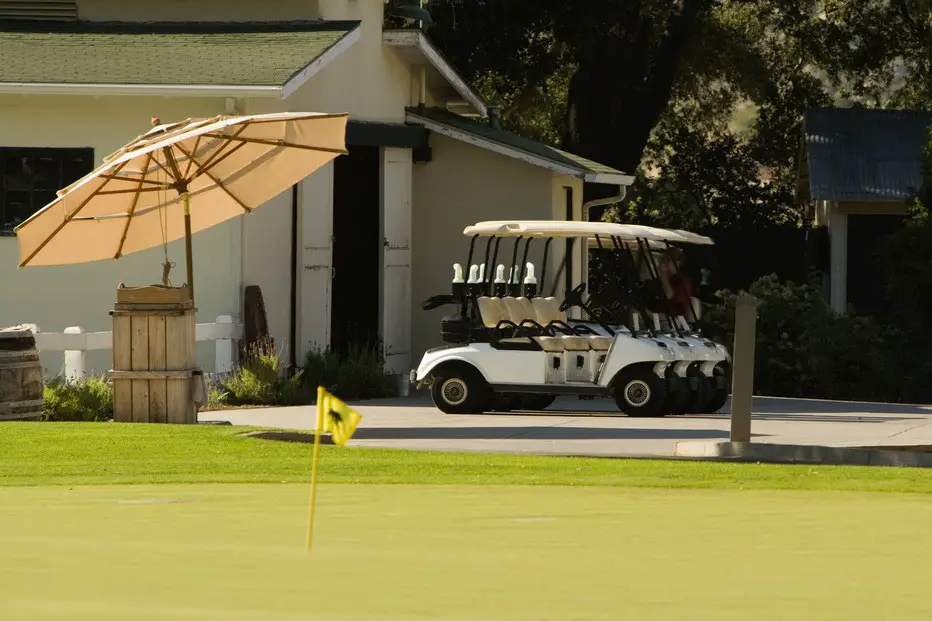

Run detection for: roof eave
[[0, 82, 283, 98], [281, 23, 362, 99], [384, 29, 487, 118], [406, 110, 634, 186]]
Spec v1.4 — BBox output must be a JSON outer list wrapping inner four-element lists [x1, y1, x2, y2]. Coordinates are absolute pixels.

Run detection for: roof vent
[[0, 1, 78, 20]]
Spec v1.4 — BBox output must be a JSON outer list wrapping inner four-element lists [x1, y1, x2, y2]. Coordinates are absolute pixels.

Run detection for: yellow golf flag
[[322, 391, 362, 447]]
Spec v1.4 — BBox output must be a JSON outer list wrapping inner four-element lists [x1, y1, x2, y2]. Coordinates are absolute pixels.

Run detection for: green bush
[[221, 338, 308, 406], [703, 274, 898, 402], [301, 341, 398, 401], [42, 375, 114, 422]]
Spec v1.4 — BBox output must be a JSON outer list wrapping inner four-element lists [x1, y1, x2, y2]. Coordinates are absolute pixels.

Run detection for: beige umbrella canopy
[[15, 111, 348, 300]]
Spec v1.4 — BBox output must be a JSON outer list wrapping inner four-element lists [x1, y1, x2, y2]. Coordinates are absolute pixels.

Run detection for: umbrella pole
[[183, 192, 194, 301]]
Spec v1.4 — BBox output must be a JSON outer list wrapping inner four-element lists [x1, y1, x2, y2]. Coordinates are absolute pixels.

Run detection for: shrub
[[42, 375, 114, 422], [301, 341, 398, 401], [702, 274, 898, 402], [221, 338, 308, 406]]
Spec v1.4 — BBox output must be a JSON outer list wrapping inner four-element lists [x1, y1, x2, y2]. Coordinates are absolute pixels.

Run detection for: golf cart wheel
[[664, 374, 690, 415], [430, 364, 488, 414], [684, 366, 713, 413], [519, 394, 557, 411], [613, 366, 668, 417], [703, 365, 730, 413]]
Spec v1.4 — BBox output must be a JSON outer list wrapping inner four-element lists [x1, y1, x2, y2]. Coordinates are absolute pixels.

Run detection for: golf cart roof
[[464, 220, 714, 245], [463, 220, 665, 240]]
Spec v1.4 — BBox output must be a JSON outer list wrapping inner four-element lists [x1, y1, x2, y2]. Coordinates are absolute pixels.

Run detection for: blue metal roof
[[803, 108, 931, 202]]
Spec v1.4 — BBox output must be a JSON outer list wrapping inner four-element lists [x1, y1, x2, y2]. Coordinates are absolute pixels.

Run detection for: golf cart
[[411, 220, 731, 416]]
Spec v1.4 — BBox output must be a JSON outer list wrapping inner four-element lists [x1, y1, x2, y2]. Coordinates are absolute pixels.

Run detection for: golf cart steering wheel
[[560, 282, 587, 312]]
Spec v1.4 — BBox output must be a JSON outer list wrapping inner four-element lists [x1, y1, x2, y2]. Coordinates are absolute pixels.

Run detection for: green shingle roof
[[406, 107, 631, 182], [0, 20, 359, 86]]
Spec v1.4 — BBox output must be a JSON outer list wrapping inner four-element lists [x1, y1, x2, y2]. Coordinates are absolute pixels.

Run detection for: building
[[796, 107, 931, 314], [0, 0, 633, 377]]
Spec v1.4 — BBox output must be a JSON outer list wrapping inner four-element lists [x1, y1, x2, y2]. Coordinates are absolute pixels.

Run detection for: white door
[[381, 148, 413, 376], [298, 162, 335, 361]]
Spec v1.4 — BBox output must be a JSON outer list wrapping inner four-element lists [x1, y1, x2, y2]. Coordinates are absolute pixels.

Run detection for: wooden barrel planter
[[0, 326, 44, 421]]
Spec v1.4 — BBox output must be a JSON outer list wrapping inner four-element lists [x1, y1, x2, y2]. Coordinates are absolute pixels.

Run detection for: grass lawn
[[3, 422, 932, 620]]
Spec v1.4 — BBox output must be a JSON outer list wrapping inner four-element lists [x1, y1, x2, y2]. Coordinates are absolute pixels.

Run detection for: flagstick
[[306, 386, 326, 553]]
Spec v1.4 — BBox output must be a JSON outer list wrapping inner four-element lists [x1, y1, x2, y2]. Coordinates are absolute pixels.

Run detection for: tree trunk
[[563, 0, 712, 180]]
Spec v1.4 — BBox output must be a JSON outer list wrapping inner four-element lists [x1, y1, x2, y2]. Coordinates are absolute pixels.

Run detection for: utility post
[[730, 295, 758, 443]]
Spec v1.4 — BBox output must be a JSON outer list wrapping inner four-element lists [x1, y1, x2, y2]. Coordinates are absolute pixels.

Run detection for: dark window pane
[[3, 190, 33, 229], [62, 153, 92, 185], [33, 190, 57, 212], [4, 155, 32, 190], [33, 155, 61, 190], [1, 147, 93, 233]]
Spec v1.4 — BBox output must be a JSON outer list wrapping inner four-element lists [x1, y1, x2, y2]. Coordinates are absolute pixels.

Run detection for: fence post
[[730, 295, 758, 443], [63, 326, 86, 382], [215, 315, 234, 374]]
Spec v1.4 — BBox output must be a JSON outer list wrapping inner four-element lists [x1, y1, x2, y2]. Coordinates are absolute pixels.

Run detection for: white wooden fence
[[31, 315, 243, 380]]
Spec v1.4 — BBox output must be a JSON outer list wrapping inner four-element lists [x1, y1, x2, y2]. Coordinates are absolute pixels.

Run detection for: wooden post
[[730, 295, 758, 443]]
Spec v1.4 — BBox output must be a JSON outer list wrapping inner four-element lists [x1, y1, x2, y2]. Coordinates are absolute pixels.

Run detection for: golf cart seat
[[502, 297, 590, 351], [531, 297, 614, 351], [476, 296, 565, 352]]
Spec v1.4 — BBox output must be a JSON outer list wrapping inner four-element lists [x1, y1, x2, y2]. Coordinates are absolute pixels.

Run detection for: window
[[0, 148, 94, 235], [0, 1, 78, 21]]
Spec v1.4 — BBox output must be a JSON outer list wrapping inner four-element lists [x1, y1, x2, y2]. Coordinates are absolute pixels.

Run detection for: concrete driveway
[[200, 392, 932, 459]]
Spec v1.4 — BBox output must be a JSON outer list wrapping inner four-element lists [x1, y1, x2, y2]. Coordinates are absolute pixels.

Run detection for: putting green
[[2, 484, 931, 620]]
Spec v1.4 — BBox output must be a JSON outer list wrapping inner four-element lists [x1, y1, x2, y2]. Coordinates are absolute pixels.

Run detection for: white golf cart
[[411, 220, 731, 416]]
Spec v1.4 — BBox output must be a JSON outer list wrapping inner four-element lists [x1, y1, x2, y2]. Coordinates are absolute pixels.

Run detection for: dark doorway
[[846, 213, 907, 316], [331, 146, 381, 355]]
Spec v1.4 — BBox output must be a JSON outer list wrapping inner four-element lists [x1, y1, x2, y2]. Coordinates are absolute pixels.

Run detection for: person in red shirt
[[658, 249, 696, 319]]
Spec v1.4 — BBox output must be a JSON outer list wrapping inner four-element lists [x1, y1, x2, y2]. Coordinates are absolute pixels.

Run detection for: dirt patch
[[241, 430, 333, 445]]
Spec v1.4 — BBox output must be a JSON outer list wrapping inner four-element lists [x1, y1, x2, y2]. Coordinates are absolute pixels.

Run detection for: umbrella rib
[[98, 187, 171, 195], [97, 174, 173, 188], [182, 134, 203, 179], [174, 143, 252, 213], [19, 160, 130, 267], [162, 147, 186, 186], [150, 155, 178, 184], [188, 141, 248, 184], [113, 152, 152, 260], [199, 134, 349, 155], [191, 124, 250, 175]]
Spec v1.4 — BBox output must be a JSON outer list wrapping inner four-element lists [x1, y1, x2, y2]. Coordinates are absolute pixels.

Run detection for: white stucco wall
[[0, 95, 241, 376], [410, 134, 583, 362]]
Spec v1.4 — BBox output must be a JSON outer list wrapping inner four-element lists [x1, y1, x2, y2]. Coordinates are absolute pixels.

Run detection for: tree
[[427, 0, 716, 175], [427, 0, 931, 176]]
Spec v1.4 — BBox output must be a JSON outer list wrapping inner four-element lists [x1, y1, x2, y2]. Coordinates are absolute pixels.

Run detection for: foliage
[[301, 341, 398, 401], [609, 126, 801, 230], [702, 275, 898, 402], [427, 0, 928, 232], [221, 338, 307, 406], [42, 375, 113, 422]]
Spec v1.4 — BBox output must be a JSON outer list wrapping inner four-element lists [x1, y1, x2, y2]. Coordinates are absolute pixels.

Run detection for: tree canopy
[[425, 0, 932, 228]]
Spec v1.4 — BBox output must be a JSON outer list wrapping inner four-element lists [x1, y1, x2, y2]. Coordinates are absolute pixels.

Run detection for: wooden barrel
[[0, 326, 44, 421]]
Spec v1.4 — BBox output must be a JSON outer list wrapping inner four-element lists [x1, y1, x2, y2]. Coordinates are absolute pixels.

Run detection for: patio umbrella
[[14, 111, 349, 301]]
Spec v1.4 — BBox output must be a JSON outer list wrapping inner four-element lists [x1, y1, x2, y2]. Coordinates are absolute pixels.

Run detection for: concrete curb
[[674, 441, 932, 468]]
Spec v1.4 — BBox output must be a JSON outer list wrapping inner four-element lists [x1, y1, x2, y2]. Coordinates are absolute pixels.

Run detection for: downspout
[[418, 66, 427, 111], [583, 184, 628, 222], [289, 183, 299, 373]]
